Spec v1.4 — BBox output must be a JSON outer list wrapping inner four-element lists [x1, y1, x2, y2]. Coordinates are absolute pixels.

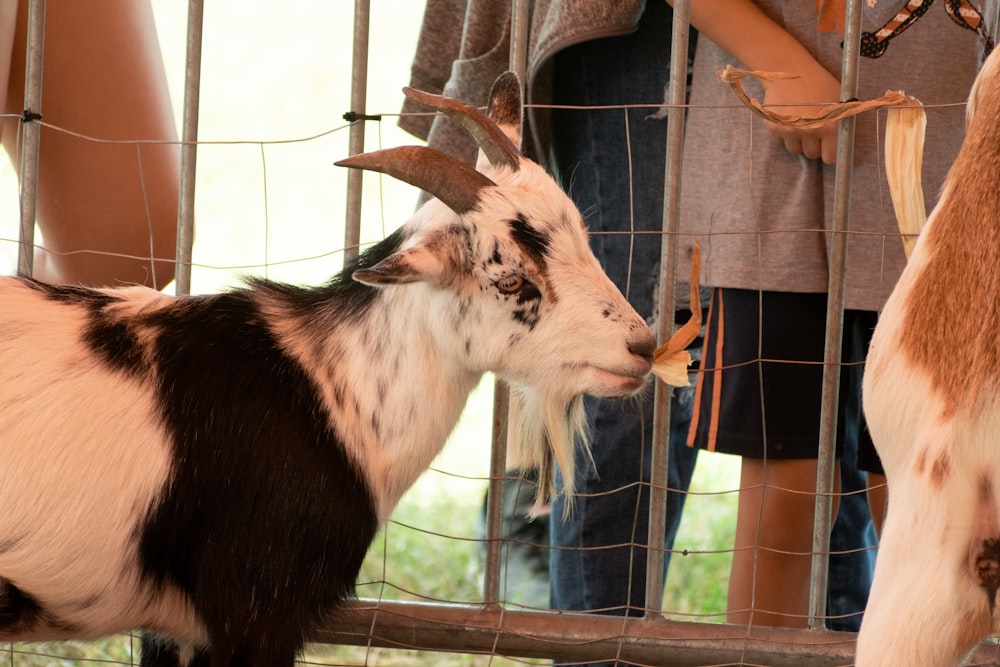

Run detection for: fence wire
[[4, 1, 1000, 666]]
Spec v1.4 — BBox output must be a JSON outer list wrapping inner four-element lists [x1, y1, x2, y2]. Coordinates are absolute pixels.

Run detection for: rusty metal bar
[[483, 0, 530, 607], [509, 0, 529, 90], [483, 380, 507, 606], [320, 599, 861, 666], [343, 0, 370, 265], [646, 0, 691, 618], [808, 0, 863, 630]]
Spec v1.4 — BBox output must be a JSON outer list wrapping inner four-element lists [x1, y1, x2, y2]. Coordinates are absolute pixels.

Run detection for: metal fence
[[325, 1, 853, 664], [8, 0, 999, 665]]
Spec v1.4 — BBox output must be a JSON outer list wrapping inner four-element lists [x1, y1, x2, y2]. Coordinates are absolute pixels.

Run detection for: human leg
[[729, 457, 841, 627], [546, 0, 699, 638], [825, 451, 876, 631], [825, 310, 879, 631], [2, 0, 179, 287], [691, 289, 880, 628], [550, 385, 697, 618]]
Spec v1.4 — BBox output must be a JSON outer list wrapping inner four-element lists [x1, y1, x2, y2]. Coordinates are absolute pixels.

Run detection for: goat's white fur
[[0, 284, 201, 641], [857, 47, 1000, 665]]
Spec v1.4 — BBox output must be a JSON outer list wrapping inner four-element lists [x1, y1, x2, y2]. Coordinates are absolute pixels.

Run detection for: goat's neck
[[271, 283, 483, 523]]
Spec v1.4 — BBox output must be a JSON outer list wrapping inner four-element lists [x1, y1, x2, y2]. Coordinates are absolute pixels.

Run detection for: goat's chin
[[584, 366, 650, 398]]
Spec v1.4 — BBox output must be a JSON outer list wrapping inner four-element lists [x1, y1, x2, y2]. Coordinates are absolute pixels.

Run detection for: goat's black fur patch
[[0, 578, 79, 636], [85, 313, 150, 377], [136, 289, 379, 661], [139, 634, 185, 667], [26, 280, 118, 309], [507, 215, 550, 271], [0, 578, 43, 633], [976, 537, 1000, 614], [126, 234, 406, 661], [255, 227, 406, 322]]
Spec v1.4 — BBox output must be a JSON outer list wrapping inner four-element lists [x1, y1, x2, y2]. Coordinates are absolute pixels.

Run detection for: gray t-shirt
[[679, 0, 993, 311]]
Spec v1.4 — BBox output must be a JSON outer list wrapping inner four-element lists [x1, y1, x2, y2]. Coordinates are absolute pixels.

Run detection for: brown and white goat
[[0, 73, 655, 667], [857, 47, 1000, 665]]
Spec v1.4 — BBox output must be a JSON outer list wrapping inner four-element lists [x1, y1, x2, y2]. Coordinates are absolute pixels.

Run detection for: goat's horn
[[403, 86, 521, 171], [336, 145, 495, 215]]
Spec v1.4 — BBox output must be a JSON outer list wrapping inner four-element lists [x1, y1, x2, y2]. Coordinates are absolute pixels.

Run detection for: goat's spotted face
[[458, 179, 653, 399], [340, 71, 655, 505], [352, 175, 654, 402], [482, 185, 654, 396], [343, 72, 654, 403]]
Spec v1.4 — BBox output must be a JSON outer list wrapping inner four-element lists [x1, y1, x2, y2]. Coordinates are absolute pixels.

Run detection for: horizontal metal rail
[[318, 599, 860, 666]]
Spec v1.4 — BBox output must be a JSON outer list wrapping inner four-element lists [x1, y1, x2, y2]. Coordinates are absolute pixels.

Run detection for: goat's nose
[[628, 331, 657, 362]]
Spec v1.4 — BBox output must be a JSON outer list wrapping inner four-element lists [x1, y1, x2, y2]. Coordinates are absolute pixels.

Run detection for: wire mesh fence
[[3, 1, 1000, 666]]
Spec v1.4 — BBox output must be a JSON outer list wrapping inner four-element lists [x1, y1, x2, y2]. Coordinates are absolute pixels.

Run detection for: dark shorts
[[687, 288, 883, 473]]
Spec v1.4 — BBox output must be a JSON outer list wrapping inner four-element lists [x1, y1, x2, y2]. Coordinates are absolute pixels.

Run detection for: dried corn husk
[[885, 95, 927, 259], [719, 65, 928, 258], [718, 66, 910, 128], [652, 242, 701, 387]]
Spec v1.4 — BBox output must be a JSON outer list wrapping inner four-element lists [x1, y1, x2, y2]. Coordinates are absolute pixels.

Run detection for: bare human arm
[[2, 0, 179, 288], [669, 0, 842, 164]]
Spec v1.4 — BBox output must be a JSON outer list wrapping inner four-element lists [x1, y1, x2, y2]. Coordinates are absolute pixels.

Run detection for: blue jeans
[[827, 450, 877, 631], [826, 312, 879, 632], [546, 0, 699, 646]]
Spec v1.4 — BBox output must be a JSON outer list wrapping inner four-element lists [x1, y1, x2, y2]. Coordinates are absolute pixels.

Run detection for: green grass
[[4, 638, 138, 666], [663, 451, 740, 623]]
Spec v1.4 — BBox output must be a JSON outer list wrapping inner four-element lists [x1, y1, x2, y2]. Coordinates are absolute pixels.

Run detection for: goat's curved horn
[[336, 145, 495, 215], [404, 86, 521, 171]]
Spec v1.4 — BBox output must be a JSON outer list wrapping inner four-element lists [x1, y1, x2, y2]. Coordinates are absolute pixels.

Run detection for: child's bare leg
[[727, 457, 840, 628]]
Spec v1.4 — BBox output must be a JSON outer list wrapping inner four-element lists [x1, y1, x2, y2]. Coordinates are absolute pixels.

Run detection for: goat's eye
[[496, 275, 524, 294]]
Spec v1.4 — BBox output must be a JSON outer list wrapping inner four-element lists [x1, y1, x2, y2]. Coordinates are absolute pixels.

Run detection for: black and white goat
[[0, 73, 655, 666], [857, 47, 1000, 665]]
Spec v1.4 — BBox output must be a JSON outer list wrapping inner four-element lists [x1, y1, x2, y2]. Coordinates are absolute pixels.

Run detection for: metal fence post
[[15, 0, 45, 279], [343, 0, 370, 266], [174, 0, 204, 296], [808, 0, 863, 630], [647, 0, 691, 618]]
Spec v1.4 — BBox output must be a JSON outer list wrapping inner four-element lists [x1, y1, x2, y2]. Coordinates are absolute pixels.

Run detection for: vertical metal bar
[[508, 0, 529, 92], [16, 0, 45, 279], [808, 0, 863, 630], [174, 0, 204, 296], [483, 0, 531, 607], [343, 0, 370, 265], [646, 0, 690, 618], [484, 380, 508, 605]]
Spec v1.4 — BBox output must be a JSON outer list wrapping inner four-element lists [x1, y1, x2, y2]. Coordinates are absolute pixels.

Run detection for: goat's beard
[[508, 386, 589, 519]]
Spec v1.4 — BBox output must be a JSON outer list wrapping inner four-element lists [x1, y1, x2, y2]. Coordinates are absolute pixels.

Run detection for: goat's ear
[[476, 72, 523, 172], [487, 72, 522, 149], [352, 245, 451, 287]]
